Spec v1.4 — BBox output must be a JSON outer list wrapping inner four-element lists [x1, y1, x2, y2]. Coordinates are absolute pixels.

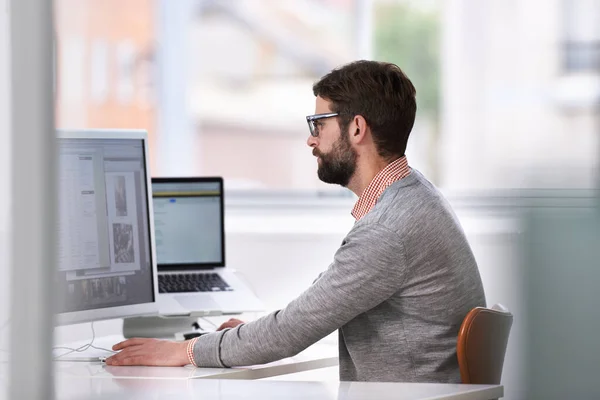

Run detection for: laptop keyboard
[[159, 273, 233, 293]]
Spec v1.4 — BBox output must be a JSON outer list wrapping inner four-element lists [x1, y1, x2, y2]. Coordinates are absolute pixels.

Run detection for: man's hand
[[105, 338, 189, 366], [217, 318, 244, 331]]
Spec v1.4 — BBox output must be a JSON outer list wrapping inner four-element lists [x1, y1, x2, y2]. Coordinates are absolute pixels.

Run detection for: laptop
[[151, 177, 264, 317]]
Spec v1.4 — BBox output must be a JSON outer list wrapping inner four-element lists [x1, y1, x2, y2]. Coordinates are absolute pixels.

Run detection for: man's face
[[307, 97, 357, 187]]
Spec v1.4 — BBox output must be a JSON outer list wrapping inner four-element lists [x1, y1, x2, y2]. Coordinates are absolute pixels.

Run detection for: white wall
[[441, 0, 598, 190]]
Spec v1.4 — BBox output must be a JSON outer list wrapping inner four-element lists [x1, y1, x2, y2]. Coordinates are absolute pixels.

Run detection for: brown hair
[[313, 60, 417, 159]]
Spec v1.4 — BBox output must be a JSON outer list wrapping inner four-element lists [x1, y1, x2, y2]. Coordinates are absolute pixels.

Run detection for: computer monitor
[[54, 129, 159, 325]]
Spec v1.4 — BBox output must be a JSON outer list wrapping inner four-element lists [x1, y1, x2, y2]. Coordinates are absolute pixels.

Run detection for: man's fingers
[[216, 322, 228, 331], [112, 337, 150, 350], [217, 318, 244, 331], [106, 348, 144, 366], [117, 354, 148, 366], [217, 321, 235, 331], [105, 352, 124, 365], [105, 339, 187, 367]]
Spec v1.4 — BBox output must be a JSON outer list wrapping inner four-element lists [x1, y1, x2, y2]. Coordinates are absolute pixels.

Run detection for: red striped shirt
[[187, 337, 199, 367], [351, 156, 411, 221]]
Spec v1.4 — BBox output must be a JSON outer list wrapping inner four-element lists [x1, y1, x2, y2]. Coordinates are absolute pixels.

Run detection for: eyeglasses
[[306, 112, 339, 137]]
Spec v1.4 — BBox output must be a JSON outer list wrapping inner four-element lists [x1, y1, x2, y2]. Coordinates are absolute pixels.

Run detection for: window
[[54, 0, 362, 192], [562, 0, 600, 73]]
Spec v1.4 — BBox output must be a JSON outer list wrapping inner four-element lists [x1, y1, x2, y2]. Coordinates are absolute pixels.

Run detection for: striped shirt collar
[[351, 156, 411, 221]]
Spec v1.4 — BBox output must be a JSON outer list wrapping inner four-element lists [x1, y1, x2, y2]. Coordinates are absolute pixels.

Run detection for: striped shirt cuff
[[187, 337, 199, 367]]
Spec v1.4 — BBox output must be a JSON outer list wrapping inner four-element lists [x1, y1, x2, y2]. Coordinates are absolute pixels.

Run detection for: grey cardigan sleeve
[[192, 222, 406, 367]]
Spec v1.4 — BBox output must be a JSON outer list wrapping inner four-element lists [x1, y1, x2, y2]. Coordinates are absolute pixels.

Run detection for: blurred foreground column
[[521, 194, 600, 399], [9, 0, 57, 399], [0, 1, 11, 397]]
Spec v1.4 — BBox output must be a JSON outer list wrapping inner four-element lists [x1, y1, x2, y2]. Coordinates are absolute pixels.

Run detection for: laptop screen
[[151, 178, 224, 269]]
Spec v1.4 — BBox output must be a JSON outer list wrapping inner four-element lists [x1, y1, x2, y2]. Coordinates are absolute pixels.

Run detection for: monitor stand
[[122, 315, 202, 339]]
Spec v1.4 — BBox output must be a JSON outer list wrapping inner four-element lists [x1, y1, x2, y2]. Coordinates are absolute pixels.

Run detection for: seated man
[[106, 60, 486, 383]]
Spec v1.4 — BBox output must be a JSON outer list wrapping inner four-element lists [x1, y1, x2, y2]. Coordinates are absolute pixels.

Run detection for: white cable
[[52, 321, 117, 360]]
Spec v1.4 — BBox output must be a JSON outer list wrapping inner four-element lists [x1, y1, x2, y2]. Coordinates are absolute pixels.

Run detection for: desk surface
[[52, 335, 503, 400], [54, 335, 339, 380], [55, 377, 503, 400]]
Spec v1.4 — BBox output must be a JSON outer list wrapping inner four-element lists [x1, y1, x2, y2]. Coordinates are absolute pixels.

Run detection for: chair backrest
[[457, 304, 513, 385]]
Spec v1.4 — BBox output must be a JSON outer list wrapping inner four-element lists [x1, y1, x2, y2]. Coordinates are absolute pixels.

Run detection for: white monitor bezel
[[54, 129, 159, 325]]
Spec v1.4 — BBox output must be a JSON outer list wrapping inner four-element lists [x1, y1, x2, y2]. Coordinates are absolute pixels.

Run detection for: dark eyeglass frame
[[306, 112, 339, 137]]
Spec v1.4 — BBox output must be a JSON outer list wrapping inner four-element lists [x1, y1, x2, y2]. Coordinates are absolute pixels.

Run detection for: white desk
[[55, 377, 503, 400], [52, 335, 503, 400], [54, 335, 339, 381]]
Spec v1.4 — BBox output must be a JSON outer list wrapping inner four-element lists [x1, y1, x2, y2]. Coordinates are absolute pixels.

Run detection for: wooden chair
[[457, 304, 513, 385]]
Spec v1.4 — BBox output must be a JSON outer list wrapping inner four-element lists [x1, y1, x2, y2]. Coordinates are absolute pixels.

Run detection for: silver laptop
[[152, 177, 264, 316]]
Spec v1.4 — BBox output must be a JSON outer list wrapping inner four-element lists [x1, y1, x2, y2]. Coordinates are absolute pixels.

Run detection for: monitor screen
[[152, 178, 224, 268], [55, 130, 157, 325]]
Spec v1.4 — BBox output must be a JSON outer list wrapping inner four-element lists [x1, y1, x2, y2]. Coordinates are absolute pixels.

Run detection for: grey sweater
[[192, 169, 486, 382]]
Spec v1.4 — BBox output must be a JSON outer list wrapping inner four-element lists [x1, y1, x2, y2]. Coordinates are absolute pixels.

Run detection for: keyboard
[[158, 273, 232, 293]]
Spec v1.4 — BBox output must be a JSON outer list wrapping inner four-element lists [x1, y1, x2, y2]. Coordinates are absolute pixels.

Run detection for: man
[[106, 60, 486, 383]]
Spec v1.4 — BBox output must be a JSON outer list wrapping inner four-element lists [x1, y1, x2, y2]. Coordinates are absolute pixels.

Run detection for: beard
[[314, 133, 357, 187]]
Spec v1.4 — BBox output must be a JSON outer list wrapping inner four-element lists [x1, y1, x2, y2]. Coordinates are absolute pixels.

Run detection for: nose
[[306, 134, 318, 148]]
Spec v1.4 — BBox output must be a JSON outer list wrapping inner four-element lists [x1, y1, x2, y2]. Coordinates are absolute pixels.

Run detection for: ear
[[349, 115, 369, 144]]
